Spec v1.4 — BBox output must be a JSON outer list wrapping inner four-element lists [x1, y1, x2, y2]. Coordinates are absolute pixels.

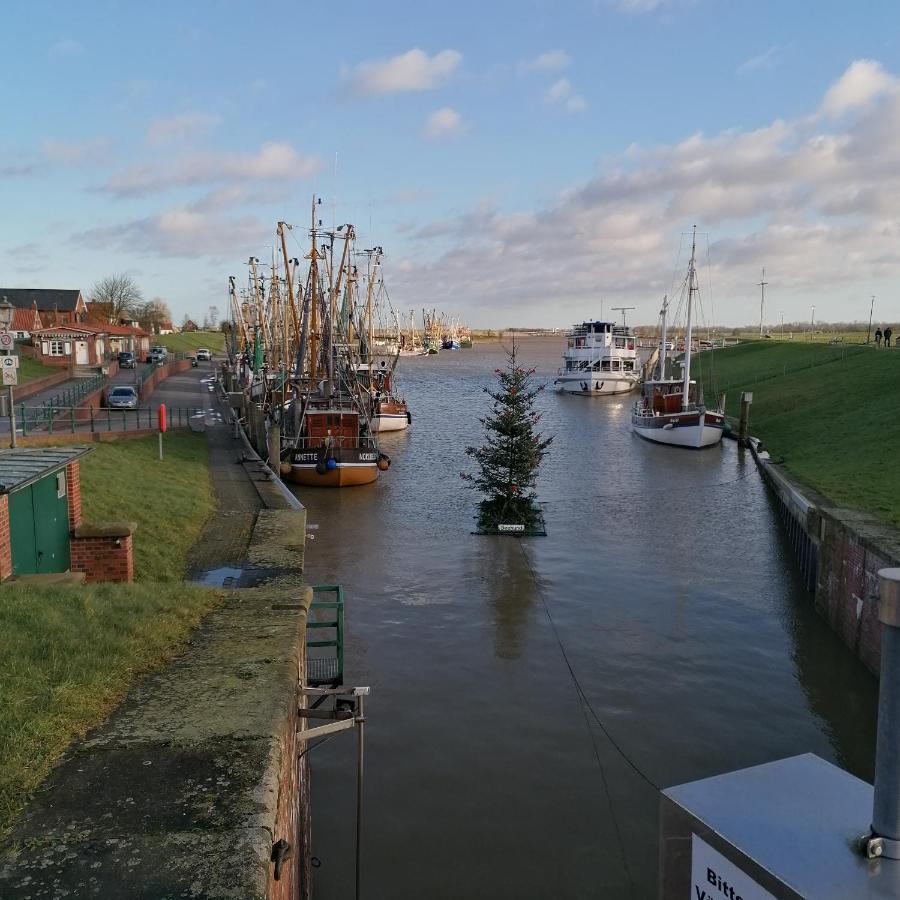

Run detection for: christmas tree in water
[[464, 343, 553, 533]]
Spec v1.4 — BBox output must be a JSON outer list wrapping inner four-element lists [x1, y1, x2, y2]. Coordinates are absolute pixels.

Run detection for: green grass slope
[[0, 582, 223, 837], [17, 355, 57, 385], [79, 432, 214, 580], [696, 342, 900, 525], [156, 331, 225, 354]]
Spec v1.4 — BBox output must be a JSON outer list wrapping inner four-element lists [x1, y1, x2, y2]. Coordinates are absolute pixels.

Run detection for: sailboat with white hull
[[631, 227, 725, 449]]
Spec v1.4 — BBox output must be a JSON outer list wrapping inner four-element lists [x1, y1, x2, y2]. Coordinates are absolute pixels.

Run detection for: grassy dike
[[156, 330, 225, 355], [695, 341, 900, 526], [0, 432, 222, 837]]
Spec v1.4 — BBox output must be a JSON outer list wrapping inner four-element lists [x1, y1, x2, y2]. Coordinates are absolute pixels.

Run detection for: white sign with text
[[691, 835, 775, 900]]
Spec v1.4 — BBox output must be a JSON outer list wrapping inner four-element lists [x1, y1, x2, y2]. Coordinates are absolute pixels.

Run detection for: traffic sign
[[2, 367, 18, 386], [0, 332, 12, 349], [1, 355, 18, 368]]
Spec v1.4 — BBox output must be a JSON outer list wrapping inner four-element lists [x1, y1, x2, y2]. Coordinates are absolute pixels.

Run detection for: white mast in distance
[[681, 226, 698, 411]]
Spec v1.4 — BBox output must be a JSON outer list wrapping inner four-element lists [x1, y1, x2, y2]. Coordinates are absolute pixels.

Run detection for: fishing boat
[[357, 250, 410, 433], [281, 204, 390, 485], [553, 312, 640, 396], [423, 309, 441, 354], [631, 227, 725, 449]]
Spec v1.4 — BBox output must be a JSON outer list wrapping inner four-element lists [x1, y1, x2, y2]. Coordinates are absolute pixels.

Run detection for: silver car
[[107, 386, 139, 409]]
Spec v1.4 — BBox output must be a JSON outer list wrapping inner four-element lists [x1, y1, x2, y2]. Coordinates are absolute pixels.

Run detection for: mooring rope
[[517, 542, 666, 898]]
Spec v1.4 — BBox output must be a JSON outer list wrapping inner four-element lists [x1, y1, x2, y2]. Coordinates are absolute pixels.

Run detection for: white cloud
[[820, 59, 898, 118], [610, 0, 685, 12], [74, 208, 269, 260], [43, 138, 111, 165], [544, 78, 588, 113], [737, 45, 779, 75], [102, 142, 321, 195], [147, 113, 222, 145], [424, 107, 466, 141], [519, 50, 570, 73], [342, 48, 461, 95], [49, 39, 83, 57], [390, 59, 900, 326]]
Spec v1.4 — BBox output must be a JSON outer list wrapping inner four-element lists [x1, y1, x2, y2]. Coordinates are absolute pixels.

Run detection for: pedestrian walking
[[885, 326, 893, 348], [875, 327, 883, 347]]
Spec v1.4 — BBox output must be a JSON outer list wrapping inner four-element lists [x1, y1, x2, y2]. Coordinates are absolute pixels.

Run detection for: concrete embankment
[[750, 440, 900, 676], [0, 389, 313, 898]]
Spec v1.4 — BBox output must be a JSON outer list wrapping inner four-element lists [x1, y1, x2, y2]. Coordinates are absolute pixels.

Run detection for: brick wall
[[70, 524, 135, 583], [66, 461, 82, 530], [0, 495, 11, 582]]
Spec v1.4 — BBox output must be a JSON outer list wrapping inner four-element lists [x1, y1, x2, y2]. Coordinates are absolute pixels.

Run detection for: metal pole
[[868, 296, 875, 344], [868, 568, 900, 859], [356, 693, 365, 900], [8, 386, 15, 448]]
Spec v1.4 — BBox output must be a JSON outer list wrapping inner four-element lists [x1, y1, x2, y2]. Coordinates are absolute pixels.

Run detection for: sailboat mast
[[681, 225, 697, 411], [658, 294, 668, 381]]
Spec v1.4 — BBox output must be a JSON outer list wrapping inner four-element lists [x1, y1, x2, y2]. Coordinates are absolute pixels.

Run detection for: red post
[[158, 403, 166, 460]]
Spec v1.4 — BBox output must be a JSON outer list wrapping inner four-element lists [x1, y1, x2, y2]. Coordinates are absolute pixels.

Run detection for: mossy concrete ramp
[[0, 579, 312, 899]]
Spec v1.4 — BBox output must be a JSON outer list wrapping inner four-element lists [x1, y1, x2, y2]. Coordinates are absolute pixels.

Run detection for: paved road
[[2, 359, 223, 437]]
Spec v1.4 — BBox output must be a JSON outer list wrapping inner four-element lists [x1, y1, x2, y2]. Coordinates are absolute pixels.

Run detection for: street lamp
[[0, 297, 13, 329], [0, 296, 15, 448]]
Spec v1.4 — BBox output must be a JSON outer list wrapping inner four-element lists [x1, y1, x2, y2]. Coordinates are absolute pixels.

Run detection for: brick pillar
[[70, 523, 136, 583], [0, 495, 11, 582], [66, 461, 82, 530]]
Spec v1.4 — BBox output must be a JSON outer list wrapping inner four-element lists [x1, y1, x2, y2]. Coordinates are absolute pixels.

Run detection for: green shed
[[0, 447, 91, 577]]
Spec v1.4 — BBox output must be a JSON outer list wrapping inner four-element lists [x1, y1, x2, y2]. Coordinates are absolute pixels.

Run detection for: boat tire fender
[[315, 446, 328, 476], [377, 452, 391, 471], [406, 411, 412, 425]]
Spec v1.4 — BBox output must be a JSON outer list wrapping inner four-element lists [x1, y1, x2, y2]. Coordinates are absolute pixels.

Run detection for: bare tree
[[90, 274, 143, 323], [138, 297, 172, 335]]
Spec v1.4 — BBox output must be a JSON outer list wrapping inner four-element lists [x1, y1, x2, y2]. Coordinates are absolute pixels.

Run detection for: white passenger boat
[[553, 319, 640, 396], [631, 227, 725, 449]]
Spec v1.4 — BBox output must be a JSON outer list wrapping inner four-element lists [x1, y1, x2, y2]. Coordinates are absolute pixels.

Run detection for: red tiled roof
[[11, 306, 42, 331], [33, 322, 149, 337]]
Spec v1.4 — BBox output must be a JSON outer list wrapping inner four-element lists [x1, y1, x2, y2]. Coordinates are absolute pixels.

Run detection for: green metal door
[[9, 486, 38, 575], [33, 473, 70, 573]]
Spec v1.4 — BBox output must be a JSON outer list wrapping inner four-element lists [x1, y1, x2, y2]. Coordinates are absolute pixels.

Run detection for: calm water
[[295, 336, 877, 899]]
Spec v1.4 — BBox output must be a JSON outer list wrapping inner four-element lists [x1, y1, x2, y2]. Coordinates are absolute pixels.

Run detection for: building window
[[56, 471, 67, 498], [49, 340, 66, 356]]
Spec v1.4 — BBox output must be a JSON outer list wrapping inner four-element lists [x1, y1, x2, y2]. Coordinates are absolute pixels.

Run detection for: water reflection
[[474, 537, 539, 661]]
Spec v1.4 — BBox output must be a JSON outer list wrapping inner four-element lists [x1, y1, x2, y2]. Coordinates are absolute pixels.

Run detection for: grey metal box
[[660, 753, 900, 898]]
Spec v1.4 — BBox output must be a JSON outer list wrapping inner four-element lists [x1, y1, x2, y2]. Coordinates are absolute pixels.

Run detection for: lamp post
[[810, 305, 815, 341], [867, 295, 875, 344], [0, 297, 16, 448]]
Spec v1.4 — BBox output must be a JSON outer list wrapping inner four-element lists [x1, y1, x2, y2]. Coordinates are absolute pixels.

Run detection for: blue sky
[[3, 0, 900, 327]]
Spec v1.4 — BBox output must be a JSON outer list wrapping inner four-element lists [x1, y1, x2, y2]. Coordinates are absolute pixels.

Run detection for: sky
[[3, 0, 900, 328]]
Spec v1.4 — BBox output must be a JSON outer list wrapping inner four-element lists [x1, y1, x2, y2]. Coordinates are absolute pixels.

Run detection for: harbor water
[[295, 336, 878, 899]]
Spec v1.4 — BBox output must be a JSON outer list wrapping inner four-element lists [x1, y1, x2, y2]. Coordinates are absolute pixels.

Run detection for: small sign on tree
[[463, 342, 553, 535]]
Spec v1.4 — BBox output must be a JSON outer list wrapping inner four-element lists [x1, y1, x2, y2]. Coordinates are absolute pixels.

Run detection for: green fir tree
[[464, 343, 553, 532]]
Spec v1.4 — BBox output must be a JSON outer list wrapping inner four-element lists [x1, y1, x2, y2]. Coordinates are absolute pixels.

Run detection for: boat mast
[[308, 197, 319, 384], [681, 226, 697, 410], [657, 294, 668, 381]]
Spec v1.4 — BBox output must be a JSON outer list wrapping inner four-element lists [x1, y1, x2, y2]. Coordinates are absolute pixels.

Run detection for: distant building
[[182, 319, 199, 332], [10, 303, 43, 340], [1, 288, 87, 325], [158, 320, 175, 335]]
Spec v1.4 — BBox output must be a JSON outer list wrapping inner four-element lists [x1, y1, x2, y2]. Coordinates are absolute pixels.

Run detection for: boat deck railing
[[282, 433, 380, 452]]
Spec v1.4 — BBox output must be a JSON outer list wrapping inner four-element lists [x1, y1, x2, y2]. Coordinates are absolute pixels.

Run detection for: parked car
[[107, 386, 139, 410], [117, 351, 136, 369], [148, 346, 168, 364], [196, 348, 211, 361]]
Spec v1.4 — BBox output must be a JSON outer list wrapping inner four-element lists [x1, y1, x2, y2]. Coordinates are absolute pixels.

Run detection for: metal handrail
[[16, 404, 207, 435]]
